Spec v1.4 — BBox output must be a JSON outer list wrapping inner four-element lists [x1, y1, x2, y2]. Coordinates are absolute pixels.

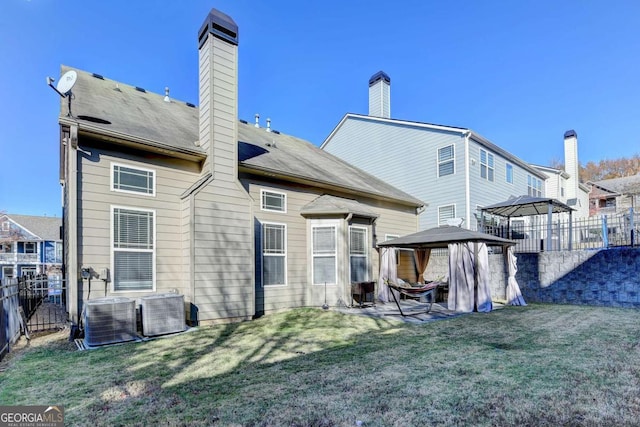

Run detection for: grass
[[1, 304, 640, 426]]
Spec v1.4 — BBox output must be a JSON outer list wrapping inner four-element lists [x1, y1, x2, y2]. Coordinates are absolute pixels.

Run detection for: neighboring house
[[588, 174, 640, 216], [321, 71, 549, 231], [530, 131, 590, 219], [0, 214, 62, 279], [56, 9, 424, 325]]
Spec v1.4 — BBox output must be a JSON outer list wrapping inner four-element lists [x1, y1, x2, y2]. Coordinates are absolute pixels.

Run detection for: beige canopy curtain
[[377, 247, 397, 303], [447, 242, 493, 313], [413, 248, 431, 283], [506, 246, 526, 306]]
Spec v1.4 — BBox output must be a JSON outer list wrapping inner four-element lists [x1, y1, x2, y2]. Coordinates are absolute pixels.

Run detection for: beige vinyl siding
[[245, 176, 418, 312], [74, 145, 199, 311], [192, 183, 253, 322]]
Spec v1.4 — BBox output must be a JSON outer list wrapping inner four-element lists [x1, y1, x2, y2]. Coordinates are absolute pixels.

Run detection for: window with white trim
[[24, 242, 37, 254], [527, 175, 542, 197], [438, 145, 455, 177], [349, 226, 368, 282], [112, 163, 155, 196], [112, 207, 154, 291], [480, 149, 494, 181], [262, 223, 286, 286], [312, 224, 337, 285], [506, 163, 513, 184], [438, 204, 456, 226], [261, 190, 286, 213]]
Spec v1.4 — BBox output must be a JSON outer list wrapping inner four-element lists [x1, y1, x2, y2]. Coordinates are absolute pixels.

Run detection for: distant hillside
[[550, 154, 640, 183]]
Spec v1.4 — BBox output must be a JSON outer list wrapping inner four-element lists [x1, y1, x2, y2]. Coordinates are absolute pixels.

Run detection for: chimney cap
[[369, 71, 391, 87], [564, 129, 577, 139], [199, 8, 239, 47]]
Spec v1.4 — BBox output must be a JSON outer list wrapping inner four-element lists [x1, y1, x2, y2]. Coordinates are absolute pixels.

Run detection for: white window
[[480, 149, 494, 182], [438, 145, 455, 177], [261, 190, 286, 213], [438, 204, 456, 226], [312, 224, 337, 285], [349, 226, 369, 283], [527, 175, 542, 197], [1, 221, 9, 231], [111, 163, 155, 196], [506, 163, 513, 184], [112, 207, 155, 291], [25, 242, 37, 254], [262, 223, 286, 286], [21, 267, 36, 277]]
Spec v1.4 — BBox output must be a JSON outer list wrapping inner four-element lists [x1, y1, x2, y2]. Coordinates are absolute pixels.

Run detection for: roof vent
[[266, 118, 271, 132], [92, 73, 104, 80], [239, 119, 248, 124], [135, 86, 146, 93], [564, 129, 577, 139], [114, 83, 121, 92], [163, 87, 171, 103], [77, 115, 112, 125], [272, 130, 281, 135], [254, 113, 260, 128], [186, 102, 196, 108]]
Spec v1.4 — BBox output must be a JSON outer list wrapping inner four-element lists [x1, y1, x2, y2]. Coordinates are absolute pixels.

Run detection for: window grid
[[262, 223, 286, 286], [261, 190, 286, 212], [112, 207, 154, 291], [480, 149, 494, 182], [438, 145, 455, 177], [438, 205, 456, 226], [349, 226, 368, 283], [312, 225, 337, 285], [112, 163, 155, 196], [506, 163, 513, 184], [527, 175, 542, 197]]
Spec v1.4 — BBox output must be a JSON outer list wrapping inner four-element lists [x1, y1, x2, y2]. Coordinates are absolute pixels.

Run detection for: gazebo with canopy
[[378, 225, 526, 313], [479, 195, 575, 251]]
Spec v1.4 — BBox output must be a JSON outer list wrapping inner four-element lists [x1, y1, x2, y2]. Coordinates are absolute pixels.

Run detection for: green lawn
[[1, 304, 640, 426]]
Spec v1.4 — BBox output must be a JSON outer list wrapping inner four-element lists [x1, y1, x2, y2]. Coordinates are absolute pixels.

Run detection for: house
[[588, 173, 640, 217], [56, 9, 424, 325], [530, 131, 590, 219], [321, 71, 550, 231], [0, 213, 62, 279]]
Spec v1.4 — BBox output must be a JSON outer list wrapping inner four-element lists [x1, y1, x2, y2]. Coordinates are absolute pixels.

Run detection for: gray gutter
[[59, 117, 206, 162], [239, 164, 426, 208]]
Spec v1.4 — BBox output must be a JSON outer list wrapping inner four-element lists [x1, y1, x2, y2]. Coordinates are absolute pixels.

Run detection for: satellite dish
[[56, 70, 77, 95]]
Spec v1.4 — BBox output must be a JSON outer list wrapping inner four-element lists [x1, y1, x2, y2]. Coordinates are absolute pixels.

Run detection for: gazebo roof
[[481, 196, 574, 218], [378, 225, 515, 249]]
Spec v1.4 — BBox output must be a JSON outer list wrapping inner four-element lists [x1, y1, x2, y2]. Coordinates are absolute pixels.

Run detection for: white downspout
[[464, 131, 472, 229]]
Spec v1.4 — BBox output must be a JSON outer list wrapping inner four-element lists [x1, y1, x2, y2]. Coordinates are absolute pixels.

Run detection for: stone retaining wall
[[421, 247, 640, 308]]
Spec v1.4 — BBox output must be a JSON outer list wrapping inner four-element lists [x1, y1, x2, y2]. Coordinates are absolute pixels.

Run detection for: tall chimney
[[368, 71, 391, 118], [198, 9, 239, 179], [564, 129, 579, 200]]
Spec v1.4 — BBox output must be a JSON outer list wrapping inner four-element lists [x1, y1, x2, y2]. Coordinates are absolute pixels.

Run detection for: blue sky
[[1, 0, 639, 217]]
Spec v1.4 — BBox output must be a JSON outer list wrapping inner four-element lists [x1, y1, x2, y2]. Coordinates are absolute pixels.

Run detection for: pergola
[[479, 196, 575, 251]]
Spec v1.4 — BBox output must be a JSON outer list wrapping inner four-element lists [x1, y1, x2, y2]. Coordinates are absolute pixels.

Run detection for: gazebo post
[[568, 210, 573, 251], [546, 201, 553, 252]]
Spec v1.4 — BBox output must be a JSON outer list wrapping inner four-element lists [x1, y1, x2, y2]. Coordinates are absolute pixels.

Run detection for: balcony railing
[[0, 253, 39, 263]]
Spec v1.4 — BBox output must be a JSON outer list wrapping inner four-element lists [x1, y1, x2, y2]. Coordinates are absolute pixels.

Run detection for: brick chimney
[[198, 9, 239, 179], [564, 129, 579, 200], [368, 71, 391, 118]]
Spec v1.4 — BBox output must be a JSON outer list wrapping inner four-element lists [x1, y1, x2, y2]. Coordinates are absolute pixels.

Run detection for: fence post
[[568, 211, 573, 251], [602, 215, 609, 248], [630, 207, 635, 247]]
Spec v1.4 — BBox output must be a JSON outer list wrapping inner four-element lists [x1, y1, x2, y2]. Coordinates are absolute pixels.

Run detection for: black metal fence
[[483, 210, 640, 253], [1, 275, 67, 362]]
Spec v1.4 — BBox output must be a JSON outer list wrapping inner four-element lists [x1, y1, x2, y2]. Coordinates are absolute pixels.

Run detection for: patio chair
[[385, 280, 440, 317]]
